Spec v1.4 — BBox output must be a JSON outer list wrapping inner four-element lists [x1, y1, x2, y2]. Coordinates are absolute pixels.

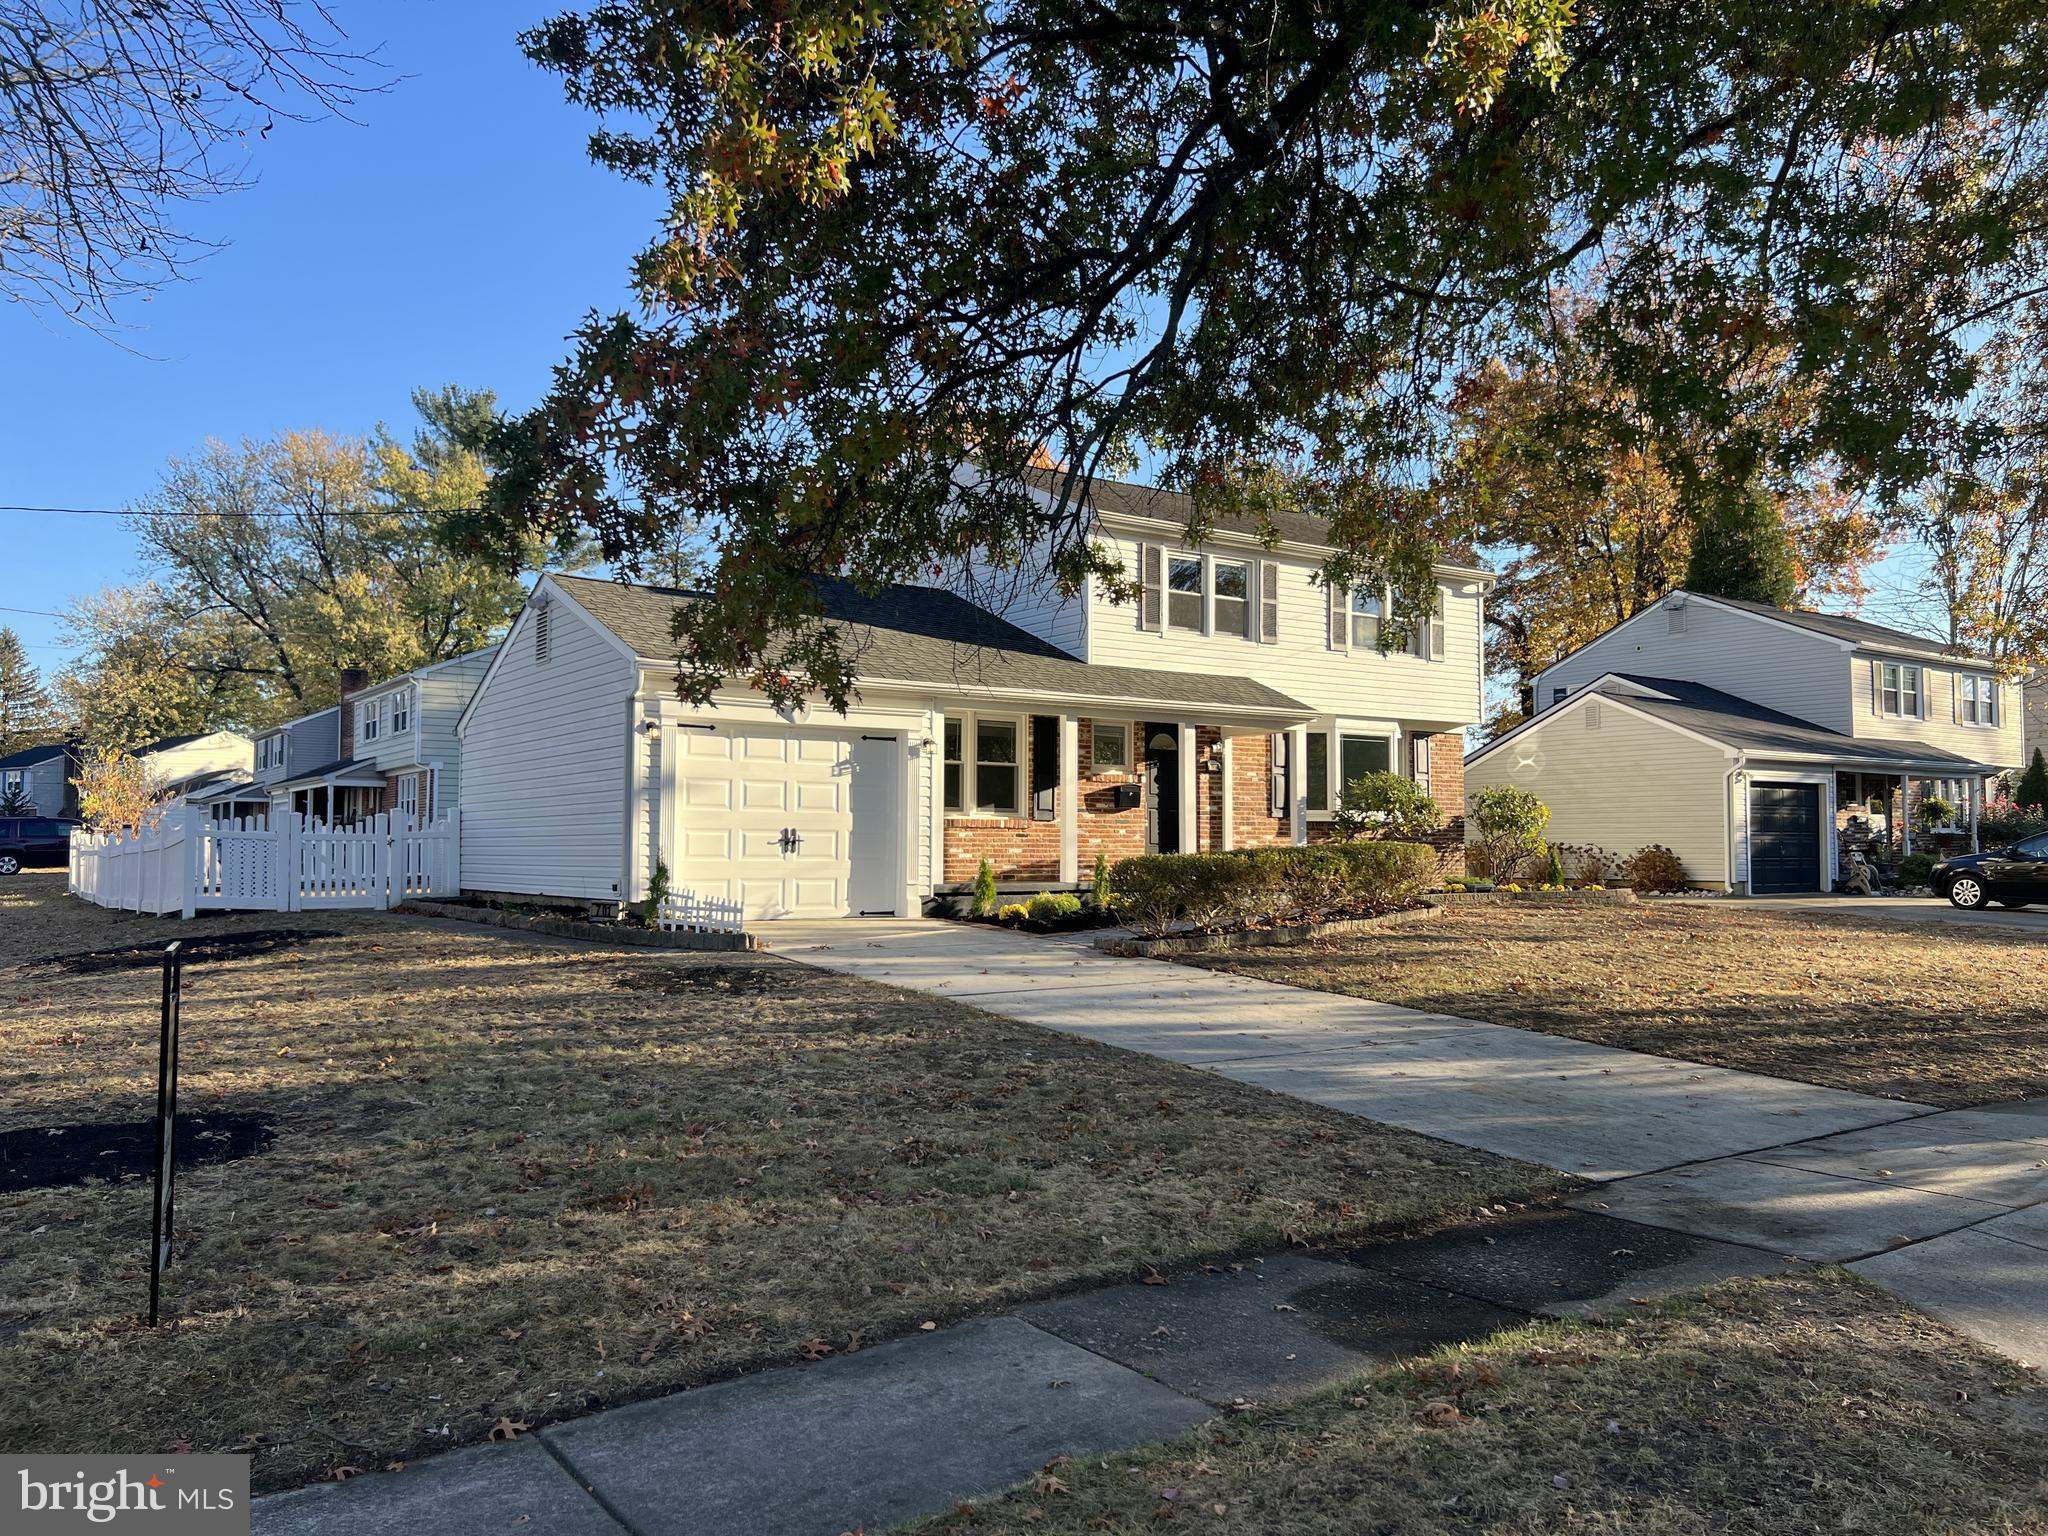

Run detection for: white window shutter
[[1259, 561, 1279, 643], [1139, 544, 1163, 633], [1429, 586, 1447, 660], [1328, 584, 1349, 651], [1268, 734, 1288, 817], [1871, 658, 1880, 716]]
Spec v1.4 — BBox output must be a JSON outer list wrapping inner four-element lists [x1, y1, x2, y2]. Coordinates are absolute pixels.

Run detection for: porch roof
[[1605, 675, 2003, 773], [272, 756, 388, 791], [187, 778, 263, 803], [554, 574, 1316, 719]]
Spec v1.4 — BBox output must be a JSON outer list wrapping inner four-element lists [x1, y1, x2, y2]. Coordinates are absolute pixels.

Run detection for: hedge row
[[1110, 842, 1435, 937]]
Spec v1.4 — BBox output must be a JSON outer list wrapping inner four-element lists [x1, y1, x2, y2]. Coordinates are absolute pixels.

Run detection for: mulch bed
[[0, 1112, 276, 1193]]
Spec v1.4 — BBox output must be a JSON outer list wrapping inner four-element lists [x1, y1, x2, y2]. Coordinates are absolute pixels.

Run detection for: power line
[[0, 502, 490, 519], [0, 604, 65, 618]]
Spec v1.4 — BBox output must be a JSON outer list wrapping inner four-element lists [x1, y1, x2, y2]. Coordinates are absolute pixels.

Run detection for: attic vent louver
[[534, 601, 553, 665], [1585, 701, 1603, 730]]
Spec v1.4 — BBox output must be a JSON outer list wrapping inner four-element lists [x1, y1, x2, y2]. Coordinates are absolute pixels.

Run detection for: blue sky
[[0, 1, 656, 673]]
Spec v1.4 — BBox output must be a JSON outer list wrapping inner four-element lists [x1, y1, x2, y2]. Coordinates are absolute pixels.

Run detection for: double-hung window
[[975, 718, 1019, 815], [357, 700, 379, 744], [1880, 663, 1922, 718], [1211, 559, 1251, 638], [942, 715, 1021, 816], [1959, 674, 1999, 726], [1166, 557, 1204, 632], [1337, 734, 1392, 796], [391, 686, 412, 734], [1349, 588, 1382, 649], [396, 774, 420, 821]]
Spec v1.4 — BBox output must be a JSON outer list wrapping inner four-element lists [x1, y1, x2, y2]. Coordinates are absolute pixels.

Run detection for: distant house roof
[[273, 756, 388, 790], [136, 729, 245, 756], [551, 574, 1314, 717], [0, 741, 71, 771], [1701, 594, 1989, 666], [1603, 675, 1997, 770]]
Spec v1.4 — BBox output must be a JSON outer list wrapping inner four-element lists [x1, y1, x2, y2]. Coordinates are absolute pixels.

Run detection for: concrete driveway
[[762, 917, 2048, 1364], [1678, 893, 2048, 932]]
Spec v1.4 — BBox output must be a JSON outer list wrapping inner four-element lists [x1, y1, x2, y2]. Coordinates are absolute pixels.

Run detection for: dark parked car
[[0, 816, 79, 875], [1934, 833, 2048, 910]]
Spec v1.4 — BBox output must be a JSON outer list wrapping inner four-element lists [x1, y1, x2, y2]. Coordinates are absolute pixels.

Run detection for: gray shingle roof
[[552, 574, 1313, 715], [1606, 675, 1998, 769], [1706, 594, 1988, 665], [0, 741, 70, 770]]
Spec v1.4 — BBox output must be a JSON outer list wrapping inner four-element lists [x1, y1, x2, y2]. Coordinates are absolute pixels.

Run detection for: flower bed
[[1107, 842, 1436, 938]]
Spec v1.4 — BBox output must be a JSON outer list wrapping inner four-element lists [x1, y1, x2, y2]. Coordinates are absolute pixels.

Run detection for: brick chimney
[[339, 666, 370, 758]]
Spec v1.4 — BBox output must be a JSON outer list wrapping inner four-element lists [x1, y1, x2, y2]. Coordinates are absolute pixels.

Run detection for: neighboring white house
[[454, 477, 1490, 919], [271, 653, 498, 824], [1467, 591, 2024, 893], [135, 730, 254, 807], [188, 706, 342, 822]]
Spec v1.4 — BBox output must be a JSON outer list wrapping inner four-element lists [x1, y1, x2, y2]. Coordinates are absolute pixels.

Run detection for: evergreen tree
[[0, 626, 56, 756], [2019, 748, 2048, 813], [1683, 479, 1800, 608]]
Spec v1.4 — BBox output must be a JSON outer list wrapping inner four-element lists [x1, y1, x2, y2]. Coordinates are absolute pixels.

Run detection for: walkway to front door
[[762, 918, 2048, 1364]]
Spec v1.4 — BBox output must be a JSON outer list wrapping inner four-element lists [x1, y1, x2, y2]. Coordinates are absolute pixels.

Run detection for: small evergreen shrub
[[1470, 785, 1551, 884], [1090, 849, 1112, 910], [1026, 890, 1083, 922], [970, 856, 999, 917], [1108, 843, 1433, 936], [1544, 843, 1566, 887], [637, 858, 672, 928], [1332, 771, 1444, 842], [1896, 852, 1936, 888]]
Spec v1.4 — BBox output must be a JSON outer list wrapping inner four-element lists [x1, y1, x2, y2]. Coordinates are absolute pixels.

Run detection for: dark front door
[[1750, 783, 1821, 894], [1145, 724, 1179, 854]]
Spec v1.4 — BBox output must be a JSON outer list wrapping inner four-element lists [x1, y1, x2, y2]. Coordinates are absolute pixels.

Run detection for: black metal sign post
[[148, 941, 184, 1328]]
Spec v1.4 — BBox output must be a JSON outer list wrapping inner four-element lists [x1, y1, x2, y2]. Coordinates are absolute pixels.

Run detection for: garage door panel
[[794, 781, 842, 812], [683, 830, 732, 861], [791, 877, 844, 911], [742, 736, 789, 761], [741, 779, 788, 811]]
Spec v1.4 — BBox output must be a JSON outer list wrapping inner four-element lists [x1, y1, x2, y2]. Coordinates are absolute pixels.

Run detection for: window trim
[[1165, 555, 1205, 633], [390, 684, 413, 735], [1879, 661, 1923, 719], [942, 711, 1028, 819], [1958, 673, 2000, 728], [1090, 720, 1130, 772]]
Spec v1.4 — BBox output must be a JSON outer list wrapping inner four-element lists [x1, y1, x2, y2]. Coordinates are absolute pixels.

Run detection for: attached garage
[[1747, 783, 1822, 894], [673, 726, 905, 920]]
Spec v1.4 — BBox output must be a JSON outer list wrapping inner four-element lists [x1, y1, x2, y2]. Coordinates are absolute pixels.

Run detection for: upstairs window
[[357, 700, 379, 744], [391, 686, 413, 734], [1959, 674, 1999, 726], [1212, 560, 1251, 638], [1167, 557, 1204, 631], [1880, 662, 1922, 718], [1348, 588, 1382, 649]]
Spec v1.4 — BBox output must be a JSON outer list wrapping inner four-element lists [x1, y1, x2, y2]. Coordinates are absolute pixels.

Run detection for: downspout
[[1725, 753, 1747, 896]]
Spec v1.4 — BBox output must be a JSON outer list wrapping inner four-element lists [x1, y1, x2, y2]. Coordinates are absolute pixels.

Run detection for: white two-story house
[[451, 475, 1490, 919], [1465, 590, 2024, 893]]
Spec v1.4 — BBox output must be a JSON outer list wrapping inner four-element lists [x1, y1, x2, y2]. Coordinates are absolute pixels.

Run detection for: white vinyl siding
[[459, 604, 636, 900], [1466, 702, 1734, 888], [1537, 597, 1849, 732], [1849, 655, 2024, 768], [1085, 531, 1484, 728]]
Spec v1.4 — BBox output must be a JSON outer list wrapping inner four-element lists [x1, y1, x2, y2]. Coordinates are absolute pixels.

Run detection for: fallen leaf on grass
[[489, 1417, 531, 1441]]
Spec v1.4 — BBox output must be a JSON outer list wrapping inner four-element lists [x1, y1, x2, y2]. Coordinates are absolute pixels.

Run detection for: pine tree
[[1682, 479, 1800, 608], [0, 626, 56, 756], [2019, 748, 2048, 813]]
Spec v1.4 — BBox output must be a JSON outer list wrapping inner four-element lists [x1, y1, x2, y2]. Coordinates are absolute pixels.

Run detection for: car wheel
[[1948, 876, 1988, 910], [0, 853, 19, 877]]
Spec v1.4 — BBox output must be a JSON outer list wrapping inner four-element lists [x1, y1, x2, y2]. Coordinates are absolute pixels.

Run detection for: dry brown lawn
[[1186, 902, 2048, 1107], [0, 874, 1562, 1493], [906, 1271, 2048, 1536]]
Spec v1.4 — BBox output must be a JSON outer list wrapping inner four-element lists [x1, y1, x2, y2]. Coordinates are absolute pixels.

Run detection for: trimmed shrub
[[998, 902, 1030, 922], [1109, 842, 1432, 936], [1026, 890, 1083, 922], [1109, 853, 1255, 936], [1544, 844, 1566, 888], [1622, 844, 1687, 894], [1552, 842, 1621, 886], [971, 856, 998, 917], [1897, 852, 1937, 888]]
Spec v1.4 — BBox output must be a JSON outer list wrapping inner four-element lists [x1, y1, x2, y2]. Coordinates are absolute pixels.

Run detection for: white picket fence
[[70, 808, 459, 917], [656, 890, 746, 935]]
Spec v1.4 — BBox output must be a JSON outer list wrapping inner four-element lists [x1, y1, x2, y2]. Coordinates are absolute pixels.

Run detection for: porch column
[[930, 711, 948, 890], [1901, 776, 1913, 857], [1287, 723, 1310, 846], [1970, 775, 1982, 853], [1219, 736, 1235, 851], [1177, 722, 1198, 853], [1058, 713, 1079, 884]]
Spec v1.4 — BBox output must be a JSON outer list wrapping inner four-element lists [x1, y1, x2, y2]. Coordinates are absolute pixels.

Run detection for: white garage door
[[672, 727, 901, 920]]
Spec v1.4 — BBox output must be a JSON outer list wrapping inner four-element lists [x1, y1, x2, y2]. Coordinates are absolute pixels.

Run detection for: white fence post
[[181, 805, 201, 920]]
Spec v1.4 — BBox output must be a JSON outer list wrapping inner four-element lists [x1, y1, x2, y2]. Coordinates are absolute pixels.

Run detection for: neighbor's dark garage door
[[1750, 783, 1822, 894]]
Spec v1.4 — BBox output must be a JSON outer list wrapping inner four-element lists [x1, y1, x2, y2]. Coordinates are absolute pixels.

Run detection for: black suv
[[0, 816, 79, 875], [1934, 833, 2048, 910]]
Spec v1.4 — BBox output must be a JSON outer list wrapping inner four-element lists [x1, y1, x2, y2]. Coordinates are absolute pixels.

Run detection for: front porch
[[930, 711, 1464, 906]]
